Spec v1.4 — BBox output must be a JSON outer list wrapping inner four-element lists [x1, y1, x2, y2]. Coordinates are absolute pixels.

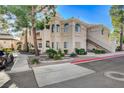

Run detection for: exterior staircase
[[87, 34, 116, 53]]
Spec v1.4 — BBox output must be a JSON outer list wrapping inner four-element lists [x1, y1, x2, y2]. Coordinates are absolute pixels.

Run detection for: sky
[[56, 5, 113, 31]]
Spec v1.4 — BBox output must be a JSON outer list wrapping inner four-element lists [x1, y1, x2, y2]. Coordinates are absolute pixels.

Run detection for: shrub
[[79, 48, 86, 55], [64, 50, 68, 54], [46, 49, 57, 58], [46, 49, 65, 60], [61, 53, 65, 57], [53, 54, 62, 60], [101, 50, 106, 54], [92, 48, 106, 54], [70, 52, 77, 57], [31, 59, 39, 64], [29, 49, 35, 54], [75, 48, 87, 55], [75, 48, 80, 54], [92, 48, 96, 52], [58, 49, 64, 57], [2, 48, 13, 53], [116, 46, 121, 51]]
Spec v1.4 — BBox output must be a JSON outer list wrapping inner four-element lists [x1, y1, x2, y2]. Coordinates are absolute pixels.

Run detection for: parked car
[[0, 50, 14, 69]]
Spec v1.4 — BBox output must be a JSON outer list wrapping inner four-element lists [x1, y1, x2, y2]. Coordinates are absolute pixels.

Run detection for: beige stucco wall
[[20, 14, 115, 53], [0, 40, 13, 49]]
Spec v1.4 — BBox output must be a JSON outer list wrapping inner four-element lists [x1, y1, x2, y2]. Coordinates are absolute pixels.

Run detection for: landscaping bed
[[28, 55, 74, 67], [27, 48, 88, 67]]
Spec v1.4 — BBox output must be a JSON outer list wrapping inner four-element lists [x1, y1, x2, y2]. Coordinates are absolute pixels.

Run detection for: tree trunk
[[32, 6, 39, 56], [120, 25, 123, 51], [24, 28, 28, 52]]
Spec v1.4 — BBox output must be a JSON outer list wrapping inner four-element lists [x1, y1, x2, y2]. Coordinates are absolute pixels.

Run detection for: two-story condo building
[[21, 13, 116, 53]]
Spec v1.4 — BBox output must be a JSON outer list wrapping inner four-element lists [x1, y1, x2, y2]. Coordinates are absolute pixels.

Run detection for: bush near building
[[64, 49, 68, 54], [31, 58, 39, 64], [58, 49, 65, 57], [46, 49, 65, 60], [70, 52, 77, 57], [75, 48, 87, 55], [116, 46, 121, 51], [92, 48, 106, 54]]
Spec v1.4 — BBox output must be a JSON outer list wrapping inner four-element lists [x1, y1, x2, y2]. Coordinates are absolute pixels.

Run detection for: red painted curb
[[71, 54, 124, 64]]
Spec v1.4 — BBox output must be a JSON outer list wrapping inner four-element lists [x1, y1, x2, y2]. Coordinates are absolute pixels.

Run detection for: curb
[[71, 54, 124, 64]]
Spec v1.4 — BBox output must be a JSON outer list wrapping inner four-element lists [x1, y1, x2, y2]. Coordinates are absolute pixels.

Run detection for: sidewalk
[[9, 53, 31, 73], [72, 51, 124, 64]]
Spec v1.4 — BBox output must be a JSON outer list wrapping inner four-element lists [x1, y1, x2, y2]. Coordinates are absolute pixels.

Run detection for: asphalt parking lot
[[44, 56, 124, 88]]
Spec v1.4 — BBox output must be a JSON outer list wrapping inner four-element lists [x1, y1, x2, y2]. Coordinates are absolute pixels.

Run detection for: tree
[[0, 5, 56, 55], [110, 5, 124, 51], [7, 6, 31, 52], [31, 5, 56, 56], [0, 17, 8, 32]]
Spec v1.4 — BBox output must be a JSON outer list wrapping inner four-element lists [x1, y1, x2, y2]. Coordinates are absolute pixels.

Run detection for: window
[[56, 24, 60, 32], [46, 41, 50, 47], [52, 42, 54, 48], [64, 42, 68, 48], [38, 43, 42, 48], [75, 24, 81, 32], [64, 23, 69, 32], [52, 24, 55, 32]]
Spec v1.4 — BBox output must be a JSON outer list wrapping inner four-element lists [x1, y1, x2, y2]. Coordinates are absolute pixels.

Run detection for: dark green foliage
[[79, 48, 87, 55], [58, 49, 64, 57], [36, 21, 44, 30], [70, 52, 77, 57], [75, 48, 80, 54], [92, 48, 106, 54], [75, 48, 87, 55], [46, 49, 57, 58], [31, 58, 39, 64], [45, 25, 50, 29], [46, 49, 65, 60], [116, 46, 121, 51], [53, 54, 62, 60], [64, 50, 68, 54]]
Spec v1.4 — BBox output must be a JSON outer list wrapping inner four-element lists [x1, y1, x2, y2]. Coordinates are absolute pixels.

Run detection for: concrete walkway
[[33, 63, 95, 87], [9, 54, 31, 73]]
